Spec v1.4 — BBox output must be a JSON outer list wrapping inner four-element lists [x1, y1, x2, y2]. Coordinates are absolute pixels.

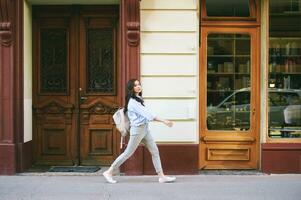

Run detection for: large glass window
[[207, 34, 251, 131], [268, 0, 301, 138]]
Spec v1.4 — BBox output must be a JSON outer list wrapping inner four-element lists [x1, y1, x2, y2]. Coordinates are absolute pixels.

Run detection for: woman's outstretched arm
[[153, 117, 173, 127]]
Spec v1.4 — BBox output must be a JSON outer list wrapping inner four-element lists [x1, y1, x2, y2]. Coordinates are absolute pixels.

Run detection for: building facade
[[0, 0, 300, 175]]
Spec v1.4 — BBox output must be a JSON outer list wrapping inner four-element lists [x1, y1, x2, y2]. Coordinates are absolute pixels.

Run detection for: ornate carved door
[[32, 6, 120, 166]]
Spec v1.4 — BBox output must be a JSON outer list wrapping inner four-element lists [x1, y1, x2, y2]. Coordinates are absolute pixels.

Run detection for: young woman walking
[[103, 79, 176, 184]]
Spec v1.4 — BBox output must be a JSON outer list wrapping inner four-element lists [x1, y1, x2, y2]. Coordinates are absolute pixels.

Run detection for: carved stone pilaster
[[120, 0, 142, 175], [127, 22, 140, 46], [0, 22, 12, 46], [0, 0, 13, 46], [125, 0, 140, 46], [121, 0, 141, 82], [0, 0, 19, 175]]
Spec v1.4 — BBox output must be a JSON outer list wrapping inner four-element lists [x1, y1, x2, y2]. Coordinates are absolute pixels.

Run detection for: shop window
[[206, 34, 251, 131], [268, 0, 301, 139]]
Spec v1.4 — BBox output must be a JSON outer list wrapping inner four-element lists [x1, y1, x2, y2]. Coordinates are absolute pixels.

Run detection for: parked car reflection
[[207, 88, 301, 136]]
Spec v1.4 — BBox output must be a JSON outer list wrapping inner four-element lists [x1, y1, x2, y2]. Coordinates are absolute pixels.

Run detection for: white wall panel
[[140, 0, 199, 143], [145, 99, 196, 120], [141, 0, 197, 10], [24, 1, 32, 99], [149, 121, 198, 142], [24, 99, 32, 142], [141, 77, 197, 97], [141, 33, 197, 54], [141, 55, 197, 75], [141, 10, 196, 31]]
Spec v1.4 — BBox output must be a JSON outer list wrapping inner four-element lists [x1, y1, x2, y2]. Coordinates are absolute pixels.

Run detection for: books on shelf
[[218, 64, 223, 72], [284, 42, 299, 55], [224, 62, 234, 73], [218, 77, 230, 90], [238, 64, 250, 73], [217, 62, 234, 73], [285, 59, 301, 72], [242, 76, 250, 88], [235, 76, 250, 89], [270, 62, 301, 73], [235, 79, 243, 89]]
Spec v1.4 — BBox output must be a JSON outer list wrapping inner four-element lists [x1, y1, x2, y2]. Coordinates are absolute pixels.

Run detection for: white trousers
[[111, 124, 163, 173]]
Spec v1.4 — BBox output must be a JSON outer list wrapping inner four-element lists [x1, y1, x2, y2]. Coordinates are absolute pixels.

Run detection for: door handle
[[81, 96, 87, 101], [252, 108, 255, 115], [79, 88, 87, 103], [80, 96, 87, 104]]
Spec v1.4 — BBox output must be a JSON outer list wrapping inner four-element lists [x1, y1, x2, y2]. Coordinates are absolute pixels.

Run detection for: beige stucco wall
[[260, 0, 268, 144], [24, 0, 33, 143], [140, 0, 199, 143]]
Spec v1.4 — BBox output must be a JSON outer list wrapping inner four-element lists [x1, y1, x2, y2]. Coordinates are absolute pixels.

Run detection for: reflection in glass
[[268, 0, 301, 138], [268, 90, 301, 138], [206, 34, 251, 131]]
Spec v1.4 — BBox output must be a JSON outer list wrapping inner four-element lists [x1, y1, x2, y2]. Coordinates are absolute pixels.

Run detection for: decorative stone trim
[[0, 0, 13, 46], [127, 21, 140, 46]]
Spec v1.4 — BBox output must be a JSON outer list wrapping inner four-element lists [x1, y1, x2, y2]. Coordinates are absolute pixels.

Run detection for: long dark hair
[[124, 79, 144, 113]]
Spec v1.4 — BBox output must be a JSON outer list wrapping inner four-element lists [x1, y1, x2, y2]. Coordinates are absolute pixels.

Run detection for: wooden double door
[[32, 6, 121, 166]]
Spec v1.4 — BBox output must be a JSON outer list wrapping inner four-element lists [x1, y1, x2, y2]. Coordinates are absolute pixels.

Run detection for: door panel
[[79, 12, 119, 165], [79, 100, 118, 165], [199, 27, 260, 169], [33, 13, 76, 165], [33, 6, 120, 166]]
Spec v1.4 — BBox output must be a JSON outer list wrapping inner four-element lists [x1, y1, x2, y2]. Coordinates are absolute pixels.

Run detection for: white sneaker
[[103, 171, 117, 184], [159, 176, 176, 183]]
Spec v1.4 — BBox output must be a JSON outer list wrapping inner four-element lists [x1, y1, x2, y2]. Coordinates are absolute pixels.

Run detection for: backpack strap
[[120, 136, 124, 149]]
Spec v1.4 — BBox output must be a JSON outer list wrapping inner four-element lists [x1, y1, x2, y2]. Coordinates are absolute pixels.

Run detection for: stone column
[[120, 0, 143, 175], [0, 0, 24, 175]]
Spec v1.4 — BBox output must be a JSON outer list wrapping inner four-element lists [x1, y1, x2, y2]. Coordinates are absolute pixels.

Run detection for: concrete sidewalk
[[0, 172, 301, 200]]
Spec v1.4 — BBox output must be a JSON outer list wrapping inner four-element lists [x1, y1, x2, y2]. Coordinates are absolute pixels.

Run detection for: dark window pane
[[87, 28, 115, 94], [269, 0, 301, 36], [270, 0, 300, 14], [206, 0, 250, 17], [40, 29, 67, 93]]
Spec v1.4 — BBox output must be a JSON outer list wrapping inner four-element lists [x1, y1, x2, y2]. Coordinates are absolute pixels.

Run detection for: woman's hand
[[154, 117, 174, 127], [163, 120, 173, 127]]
